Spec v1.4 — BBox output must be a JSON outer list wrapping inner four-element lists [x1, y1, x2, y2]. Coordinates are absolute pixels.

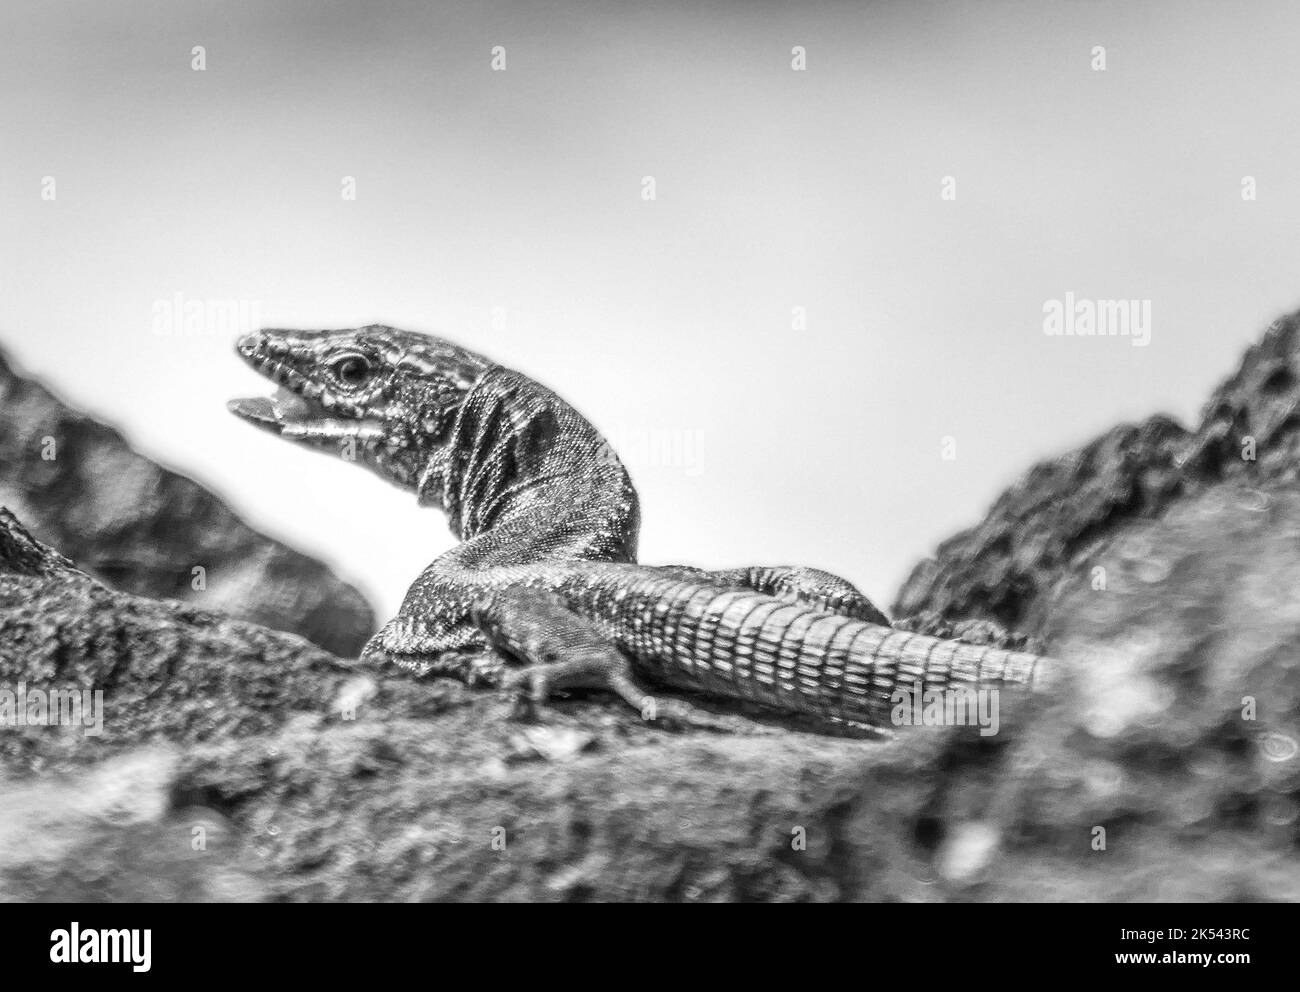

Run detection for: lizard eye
[[331, 354, 371, 388]]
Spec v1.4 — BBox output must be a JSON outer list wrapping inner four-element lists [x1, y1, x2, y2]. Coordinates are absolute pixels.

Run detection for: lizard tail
[[584, 574, 1052, 728]]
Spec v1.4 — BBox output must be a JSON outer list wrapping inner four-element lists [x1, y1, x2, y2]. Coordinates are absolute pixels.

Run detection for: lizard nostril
[[236, 331, 264, 356]]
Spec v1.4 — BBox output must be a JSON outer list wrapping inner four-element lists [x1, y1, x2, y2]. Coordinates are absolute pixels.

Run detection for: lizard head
[[228, 325, 491, 503]]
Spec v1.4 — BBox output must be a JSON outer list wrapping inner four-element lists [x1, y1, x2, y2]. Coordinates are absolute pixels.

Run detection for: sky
[[3, 0, 1299, 625]]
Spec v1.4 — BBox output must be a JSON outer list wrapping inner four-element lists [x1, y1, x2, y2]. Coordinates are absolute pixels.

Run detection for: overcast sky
[[3, 0, 1299, 625]]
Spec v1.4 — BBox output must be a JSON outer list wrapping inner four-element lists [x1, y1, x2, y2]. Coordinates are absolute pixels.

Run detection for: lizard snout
[[235, 330, 264, 358]]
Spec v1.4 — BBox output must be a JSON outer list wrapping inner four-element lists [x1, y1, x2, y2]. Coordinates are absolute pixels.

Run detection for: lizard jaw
[[226, 394, 288, 432], [229, 383, 320, 428], [228, 387, 384, 443], [230, 333, 390, 444], [226, 369, 387, 447]]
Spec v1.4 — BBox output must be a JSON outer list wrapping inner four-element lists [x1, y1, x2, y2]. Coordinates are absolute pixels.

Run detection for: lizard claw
[[471, 588, 700, 726], [470, 588, 757, 734], [359, 621, 439, 676], [362, 618, 506, 683]]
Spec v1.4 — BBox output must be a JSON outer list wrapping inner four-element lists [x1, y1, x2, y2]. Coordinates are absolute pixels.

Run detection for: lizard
[[228, 324, 1056, 735]]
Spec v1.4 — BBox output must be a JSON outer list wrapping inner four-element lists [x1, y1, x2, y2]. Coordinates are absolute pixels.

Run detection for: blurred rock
[[0, 508, 457, 769], [0, 748, 265, 902], [894, 308, 1300, 639], [0, 346, 374, 656]]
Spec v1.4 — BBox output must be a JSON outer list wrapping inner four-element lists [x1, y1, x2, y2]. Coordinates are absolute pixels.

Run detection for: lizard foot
[[891, 610, 1034, 651], [361, 620, 506, 683], [665, 564, 889, 624], [753, 566, 889, 624], [470, 587, 745, 732]]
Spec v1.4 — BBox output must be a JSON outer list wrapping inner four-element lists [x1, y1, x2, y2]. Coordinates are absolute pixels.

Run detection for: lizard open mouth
[[227, 387, 322, 431], [229, 350, 386, 442], [229, 385, 387, 441]]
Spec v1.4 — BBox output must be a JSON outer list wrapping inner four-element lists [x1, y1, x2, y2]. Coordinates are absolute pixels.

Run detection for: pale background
[[3, 0, 1298, 626]]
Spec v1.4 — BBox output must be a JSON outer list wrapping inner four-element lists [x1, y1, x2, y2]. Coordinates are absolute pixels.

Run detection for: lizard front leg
[[358, 537, 532, 683], [470, 587, 745, 732], [360, 603, 509, 685]]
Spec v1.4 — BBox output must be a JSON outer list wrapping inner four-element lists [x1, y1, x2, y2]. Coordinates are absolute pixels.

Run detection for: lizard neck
[[429, 366, 640, 561]]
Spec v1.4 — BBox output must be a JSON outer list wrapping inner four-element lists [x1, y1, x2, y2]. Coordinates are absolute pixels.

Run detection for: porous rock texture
[[0, 346, 374, 656], [3, 311, 1300, 902], [895, 310, 1300, 640]]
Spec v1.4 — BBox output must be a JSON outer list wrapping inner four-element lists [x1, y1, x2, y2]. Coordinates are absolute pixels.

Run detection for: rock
[[3, 494, 1297, 901], [5, 308, 1300, 902], [0, 747, 265, 902], [894, 308, 1300, 639], [1010, 485, 1300, 901], [894, 416, 1191, 639], [1187, 311, 1300, 483], [0, 346, 374, 656], [0, 507, 461, 770]]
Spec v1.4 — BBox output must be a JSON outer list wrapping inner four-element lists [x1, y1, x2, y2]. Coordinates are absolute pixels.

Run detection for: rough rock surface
[[2, 490, 1297, 901], [894, 309, 1300, 639], [4, 310, 1300, 902], [0, 346, 374, 656]]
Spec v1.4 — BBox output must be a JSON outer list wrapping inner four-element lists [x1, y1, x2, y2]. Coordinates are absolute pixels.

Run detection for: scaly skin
[[229, 325, 1053, 733]]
